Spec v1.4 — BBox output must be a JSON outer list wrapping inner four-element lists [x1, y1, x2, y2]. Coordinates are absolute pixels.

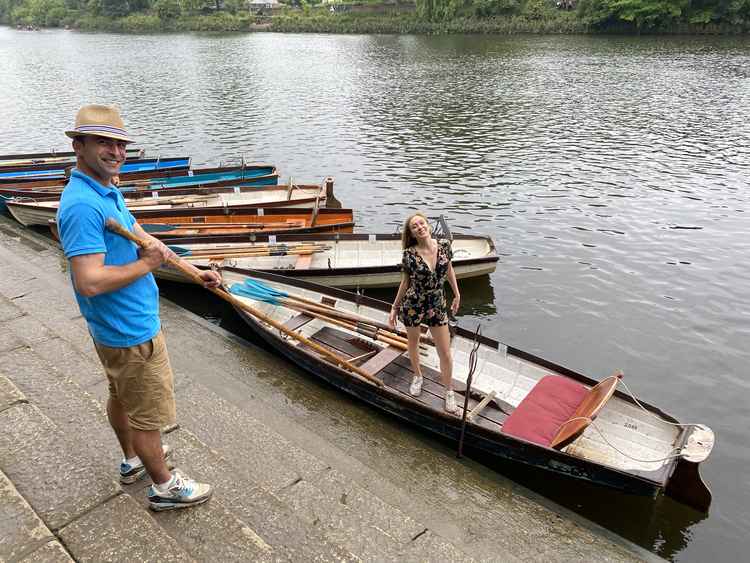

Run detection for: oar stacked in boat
[[172, 242, 332, 261], [228, 277, 428, 350]]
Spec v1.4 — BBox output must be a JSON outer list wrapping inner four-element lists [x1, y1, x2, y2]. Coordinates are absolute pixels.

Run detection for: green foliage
[[121, 11, 161, 29], [520, 0, 555, 19], [154, 0, 181, 18], [473, 0, 522, 16], [3, 0, 750, 32], [578, 0, 689, 28], [416, 0, 470, 21]]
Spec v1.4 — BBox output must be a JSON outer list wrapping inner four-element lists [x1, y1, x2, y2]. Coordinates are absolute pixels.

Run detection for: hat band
[[74, 124, 129, 137]]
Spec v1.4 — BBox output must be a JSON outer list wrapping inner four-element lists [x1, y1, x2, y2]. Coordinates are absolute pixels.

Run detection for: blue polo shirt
[[57, 169, 160, 347]]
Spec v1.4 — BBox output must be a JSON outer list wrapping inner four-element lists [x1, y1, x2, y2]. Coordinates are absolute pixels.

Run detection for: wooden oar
[[231, 279, 428, 348], [180, 244, 331, 257], [279, 290, 434, 346], [104, 218, 384, 388]]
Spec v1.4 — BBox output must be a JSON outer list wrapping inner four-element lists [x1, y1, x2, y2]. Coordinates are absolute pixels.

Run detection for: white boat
[[6, 182, 328, 227], [156, 233, 499, 289]]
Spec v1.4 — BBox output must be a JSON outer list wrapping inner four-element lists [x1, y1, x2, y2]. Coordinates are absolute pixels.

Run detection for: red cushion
[[502, 375, 588, 447]]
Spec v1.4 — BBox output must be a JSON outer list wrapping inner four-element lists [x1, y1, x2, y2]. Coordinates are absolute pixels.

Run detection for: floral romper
[[398, 240, 453, 327]]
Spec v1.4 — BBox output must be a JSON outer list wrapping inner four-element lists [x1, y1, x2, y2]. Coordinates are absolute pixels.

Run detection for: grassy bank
[[6, 9, 748, 35]]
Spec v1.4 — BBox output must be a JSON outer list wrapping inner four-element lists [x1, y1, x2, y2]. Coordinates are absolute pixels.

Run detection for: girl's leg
[[429, 324, 457, 413], [406, 326, 423, 396]]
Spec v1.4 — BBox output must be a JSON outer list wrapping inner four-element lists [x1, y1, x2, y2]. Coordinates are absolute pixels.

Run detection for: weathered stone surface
[[58, 493, 192, 563], [0, 403, 121, 531], [141, 488, 275, 562], [0, 330, 26, 354], [0, 373, 27, 411], [18, 540, 74, 563], [164, 427, 358, 562], [0, 469, 56, 562], [32, 337, 104, 389], [0, 346, 118, 470], [0, 294, 23, 322], [4, 312, 54, 346]]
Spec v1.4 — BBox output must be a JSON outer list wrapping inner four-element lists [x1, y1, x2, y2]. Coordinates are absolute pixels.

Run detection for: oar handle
[[105, 218, 207, 285], [105, 218, 384, 388]]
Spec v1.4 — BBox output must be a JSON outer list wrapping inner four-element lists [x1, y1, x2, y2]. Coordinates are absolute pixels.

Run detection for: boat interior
[[225, 272, 684, 481]]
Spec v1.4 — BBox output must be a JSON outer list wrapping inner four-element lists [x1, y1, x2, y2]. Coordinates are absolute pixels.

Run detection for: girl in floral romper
[[388, 212, 461, 413]]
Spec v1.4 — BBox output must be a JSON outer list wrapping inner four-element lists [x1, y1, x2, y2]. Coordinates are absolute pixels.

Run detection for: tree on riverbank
[[1, 0, 748, 32]]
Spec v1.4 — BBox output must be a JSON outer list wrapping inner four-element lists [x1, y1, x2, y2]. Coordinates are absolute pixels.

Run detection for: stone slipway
[[0, 215, 660, 562]]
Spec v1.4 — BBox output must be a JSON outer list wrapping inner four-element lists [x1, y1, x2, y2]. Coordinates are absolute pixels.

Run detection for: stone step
[[0, 399, 121, 532], [57, 493, 194, 563], [0, 439, 72, 562], [153, 426, 359, 562], [0, 341, 352, 562], [161, 371, 472, 561]]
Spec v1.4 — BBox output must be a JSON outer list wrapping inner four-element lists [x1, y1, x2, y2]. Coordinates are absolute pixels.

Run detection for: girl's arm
[[447, 261, 460, 314], [389, 273, 410, 329]]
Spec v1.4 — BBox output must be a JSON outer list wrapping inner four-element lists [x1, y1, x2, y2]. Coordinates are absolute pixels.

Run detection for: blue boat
[[0, 157, 191, 180]]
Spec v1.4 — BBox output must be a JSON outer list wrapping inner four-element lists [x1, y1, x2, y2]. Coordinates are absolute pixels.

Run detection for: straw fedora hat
[[65, 104, 134, 143]]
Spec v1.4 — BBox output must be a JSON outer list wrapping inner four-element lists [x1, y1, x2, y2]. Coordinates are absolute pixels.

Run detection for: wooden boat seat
[[283, 312, 315, 331], [359, 345, 402, 376], [501, 372, 622, 450]]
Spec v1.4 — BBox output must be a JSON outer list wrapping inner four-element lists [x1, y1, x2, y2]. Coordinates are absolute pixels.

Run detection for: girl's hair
[[401, 212, 430, 249]]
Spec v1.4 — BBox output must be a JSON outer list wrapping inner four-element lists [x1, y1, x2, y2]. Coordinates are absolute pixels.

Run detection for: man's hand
[[139, 238, 177, 271], [138, 240, 166, 270], [199, 269, 221, 288]]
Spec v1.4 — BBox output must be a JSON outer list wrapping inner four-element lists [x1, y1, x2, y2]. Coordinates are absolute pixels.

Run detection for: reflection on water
[[2, 28, 749, 562]]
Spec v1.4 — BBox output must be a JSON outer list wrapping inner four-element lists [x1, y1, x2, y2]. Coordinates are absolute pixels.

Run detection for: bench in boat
[[304, 326, 508, 429], [502, 372, 622, 449]]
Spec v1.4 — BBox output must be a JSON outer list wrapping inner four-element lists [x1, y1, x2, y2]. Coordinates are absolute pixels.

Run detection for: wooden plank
[[359, 346, 402, 376], [283, 313, 315, 331], [382, 358, 506, 427], [310, 326, 374, 357]]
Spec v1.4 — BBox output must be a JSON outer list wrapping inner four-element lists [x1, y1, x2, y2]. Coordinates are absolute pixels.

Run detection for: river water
[[1, 26, 748, 561]]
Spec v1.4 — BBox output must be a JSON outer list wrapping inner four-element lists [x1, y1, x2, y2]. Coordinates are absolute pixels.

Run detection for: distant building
[[247, 0, 280, 11]]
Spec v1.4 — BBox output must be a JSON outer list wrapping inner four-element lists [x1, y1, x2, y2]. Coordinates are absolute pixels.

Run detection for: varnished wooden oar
[[104, 218, 384, 388]]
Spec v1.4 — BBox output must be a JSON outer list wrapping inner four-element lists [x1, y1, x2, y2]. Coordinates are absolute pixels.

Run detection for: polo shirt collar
[[71, 168, 118, 198]]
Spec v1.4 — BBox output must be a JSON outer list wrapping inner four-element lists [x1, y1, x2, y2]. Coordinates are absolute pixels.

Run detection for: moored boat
[[135, 206, 354, 238], [6, 181, 329, 227], [155, 232, 499, 288], [219, 268, 714, 512], [0, 156, 191, 180], [0, 147, 144, 165]]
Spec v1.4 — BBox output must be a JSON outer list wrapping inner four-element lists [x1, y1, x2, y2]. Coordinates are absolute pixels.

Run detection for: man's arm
[[70, 246, 164, 297], [130, 222, 220, 288]]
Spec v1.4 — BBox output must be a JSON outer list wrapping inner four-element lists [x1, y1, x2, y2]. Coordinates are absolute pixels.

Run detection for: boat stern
[[665, 424, 715, 512]]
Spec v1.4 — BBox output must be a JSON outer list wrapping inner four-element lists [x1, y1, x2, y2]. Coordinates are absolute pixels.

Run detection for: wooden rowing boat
[[0, 165, 280, 214], [220, 268, 714, 512], [0, 156, 191, 180], [135, 206, 354, 238], [0, 147, 144, 166], [6, 181, 330, 227], [0, 163, 277, 192], [154, 232, 499, 288]]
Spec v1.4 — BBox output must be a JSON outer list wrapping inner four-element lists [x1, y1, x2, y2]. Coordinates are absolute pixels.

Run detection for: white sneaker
[[445, 390, 458, 414], [147, 470, 213, 511], [409, 375, 423, 396]]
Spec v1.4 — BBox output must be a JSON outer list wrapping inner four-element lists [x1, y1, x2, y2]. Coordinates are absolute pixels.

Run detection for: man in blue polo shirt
[[57, 104, 218, 511]]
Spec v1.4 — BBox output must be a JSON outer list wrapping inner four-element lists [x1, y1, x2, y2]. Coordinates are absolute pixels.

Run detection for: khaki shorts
[[94, 331, 176, 431]]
